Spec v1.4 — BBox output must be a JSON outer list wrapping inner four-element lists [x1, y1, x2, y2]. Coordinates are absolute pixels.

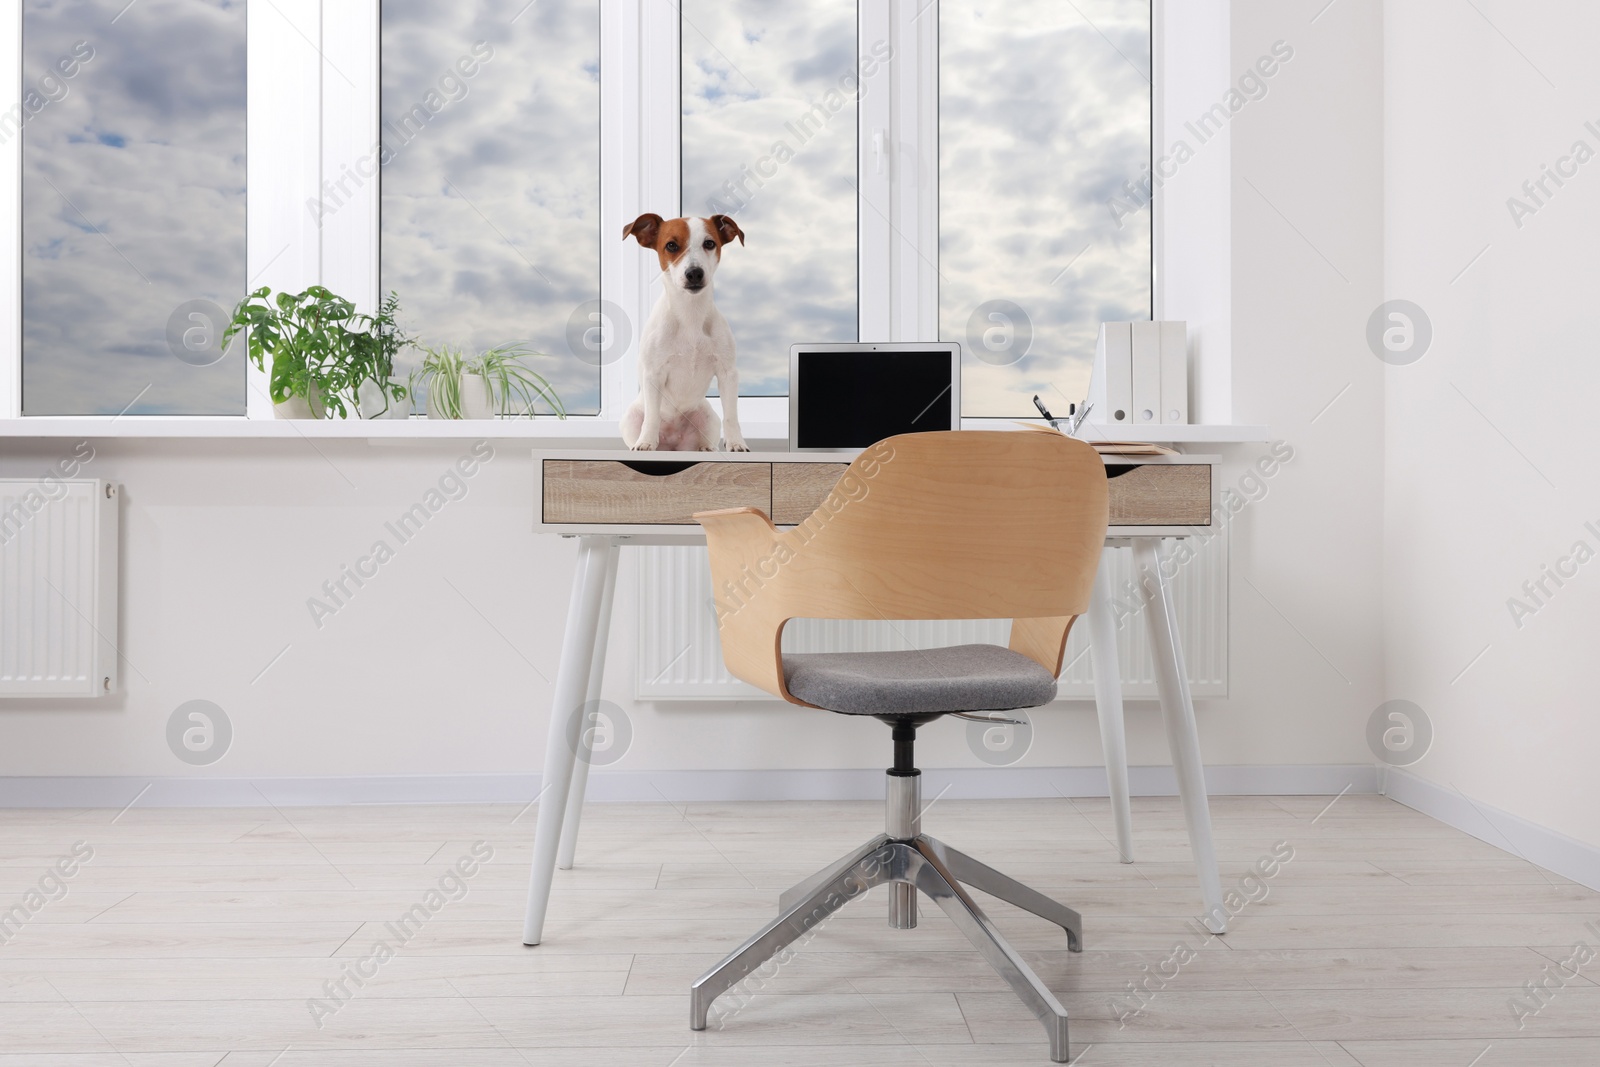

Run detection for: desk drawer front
[[1107, 464, 1211, 526], [771, 463, 851, 525], [543, 460, 771, 525], [769, 460, 1213, 528]]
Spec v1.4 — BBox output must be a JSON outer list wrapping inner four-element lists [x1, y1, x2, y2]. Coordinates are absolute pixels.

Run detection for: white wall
[[1384, 0, 1600, 848], [1214, 0, 1388, 769], [0, 1, 1392, 797]]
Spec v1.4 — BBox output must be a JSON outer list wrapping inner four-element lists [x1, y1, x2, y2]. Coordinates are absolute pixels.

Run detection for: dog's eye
[[703, 239, 716, 250], [665, 241, 680, 253]]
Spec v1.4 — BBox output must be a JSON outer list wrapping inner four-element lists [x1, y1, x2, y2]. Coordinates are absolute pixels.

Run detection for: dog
[[620, 213, 748, 452]]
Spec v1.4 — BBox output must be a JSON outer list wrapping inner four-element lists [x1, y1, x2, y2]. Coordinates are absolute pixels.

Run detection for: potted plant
[[418, 344, 470, 420], [223, 286, 356, 418], [222, 287, 415, 419], [352, 292, 414, 420], [420, 342, 566, 420]]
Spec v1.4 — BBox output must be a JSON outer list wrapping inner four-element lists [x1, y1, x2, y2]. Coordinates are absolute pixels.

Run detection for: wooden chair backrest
[[697, 430, 1109, 704]]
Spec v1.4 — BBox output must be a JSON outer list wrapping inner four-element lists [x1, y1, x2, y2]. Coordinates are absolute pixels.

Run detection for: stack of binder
[[1089, 321, 1190, 428]]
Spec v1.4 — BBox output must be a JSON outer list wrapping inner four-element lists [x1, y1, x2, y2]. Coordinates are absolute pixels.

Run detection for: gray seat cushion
[[782, 643, 1058, 716]]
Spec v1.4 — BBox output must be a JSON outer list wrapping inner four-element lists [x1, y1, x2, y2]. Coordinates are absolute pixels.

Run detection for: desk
[[522, 448, 1226, 944]]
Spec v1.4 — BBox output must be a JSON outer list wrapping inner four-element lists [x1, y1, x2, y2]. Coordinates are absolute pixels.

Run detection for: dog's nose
[[684, 266, 705, 287]]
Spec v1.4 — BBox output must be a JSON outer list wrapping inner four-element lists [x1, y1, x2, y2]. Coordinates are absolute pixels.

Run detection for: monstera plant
[[222, 287, 412, 419]]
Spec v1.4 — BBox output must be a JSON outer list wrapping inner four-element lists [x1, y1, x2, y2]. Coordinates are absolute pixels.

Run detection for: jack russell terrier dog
[[621, 213, 748, 452]]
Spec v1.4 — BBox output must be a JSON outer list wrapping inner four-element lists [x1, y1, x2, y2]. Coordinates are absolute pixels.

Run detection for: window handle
[[873, 129, 887, 176]]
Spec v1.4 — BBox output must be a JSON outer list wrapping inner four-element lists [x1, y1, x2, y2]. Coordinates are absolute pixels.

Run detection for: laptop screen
[[793, 347, 958, 450]]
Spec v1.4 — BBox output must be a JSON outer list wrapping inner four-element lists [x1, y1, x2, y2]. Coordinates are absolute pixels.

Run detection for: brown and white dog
[[621, 213, 748, 452]]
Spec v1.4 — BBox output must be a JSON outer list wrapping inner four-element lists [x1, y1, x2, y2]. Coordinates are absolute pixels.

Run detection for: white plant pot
[[273, 395, 314, 420], [358, 379, 411, 420], [459, 374, 496, 419], [271, 377, 343, 419]]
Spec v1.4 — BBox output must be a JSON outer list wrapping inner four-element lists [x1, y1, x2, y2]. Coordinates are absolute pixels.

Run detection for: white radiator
[[0, 479, 121, 698], [636, 531, 1228, 700]]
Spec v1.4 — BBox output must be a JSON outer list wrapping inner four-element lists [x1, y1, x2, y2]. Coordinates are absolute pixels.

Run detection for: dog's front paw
[[722, 436, 750, 453], [631, 439, 659, 452]]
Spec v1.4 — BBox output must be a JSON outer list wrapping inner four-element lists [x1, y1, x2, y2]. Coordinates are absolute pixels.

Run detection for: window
[[681, 0, 859, 396], [380, 0, 601, 415], [3, 1, 1157, 427], [941, 0, 1152, 418], [20, 0, 248, 415]]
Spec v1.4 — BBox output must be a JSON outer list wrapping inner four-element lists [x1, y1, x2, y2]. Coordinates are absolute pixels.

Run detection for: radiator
[[0, 479, 121, 698], [636, 530, 1228, 700]]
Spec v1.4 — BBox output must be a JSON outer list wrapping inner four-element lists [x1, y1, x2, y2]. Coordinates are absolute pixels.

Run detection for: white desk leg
[[523, 536, 615, 946], [1087, 551, 1135, 864], [556, 542, 619, 870], [1134, 540, 1227, 934]]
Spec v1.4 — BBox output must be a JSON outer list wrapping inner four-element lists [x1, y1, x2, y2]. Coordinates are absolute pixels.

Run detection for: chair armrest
[[695, 505, 777, 540], [694, 507, 793, 701], [694, 507, 780, 584]]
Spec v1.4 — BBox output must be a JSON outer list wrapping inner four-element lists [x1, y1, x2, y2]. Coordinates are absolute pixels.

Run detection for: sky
[[18, 0, 1149, 420], [681, 0, 860, 397], [21, 0, 248, 416], [380, 0, 601, 415], [680, 0, 1151, 412], [941, 0, 1152, 417]]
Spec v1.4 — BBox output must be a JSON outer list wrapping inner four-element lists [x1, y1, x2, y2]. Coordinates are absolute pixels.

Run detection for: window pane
[[381, 1, 600, 415], [942, 0, 1151, 418], [681, 0, 858, 396], [22, 0, 248, 416]]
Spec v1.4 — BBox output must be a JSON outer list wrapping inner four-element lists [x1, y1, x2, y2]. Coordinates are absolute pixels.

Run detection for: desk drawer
[[542, 459, 771, 526], [771, 463, 851, 525], [1106, 464, 1211, 526], [767, 460, 1212, 528]]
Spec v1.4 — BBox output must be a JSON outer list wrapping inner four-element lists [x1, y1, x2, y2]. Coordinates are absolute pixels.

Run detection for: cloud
[[21, 0, 247, 415], [19, 0, 1149, 420], [941, 0, 1151, 416], [678, 0, 1151, 414], [381, 0, 601, 415], [681, 0, 860, 396]]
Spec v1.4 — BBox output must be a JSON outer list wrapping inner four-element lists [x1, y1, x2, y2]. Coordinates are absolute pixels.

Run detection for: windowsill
[[0, 416, 1269, 445], [1066, 422, 1271, 444], [0, 416, 775, 444]]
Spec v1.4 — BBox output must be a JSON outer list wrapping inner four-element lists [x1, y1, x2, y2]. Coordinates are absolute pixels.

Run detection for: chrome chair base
[[690, 832, 1082, 1063]]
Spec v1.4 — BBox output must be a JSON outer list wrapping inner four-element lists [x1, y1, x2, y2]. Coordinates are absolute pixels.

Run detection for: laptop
[[788, 342, 961, 453]]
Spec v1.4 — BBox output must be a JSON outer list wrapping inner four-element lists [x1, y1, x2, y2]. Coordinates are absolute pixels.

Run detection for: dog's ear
[[710, 214, 745, 247], [623, 213, 663, 248]]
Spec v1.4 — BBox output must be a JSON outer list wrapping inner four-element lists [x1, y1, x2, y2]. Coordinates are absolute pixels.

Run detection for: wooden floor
[[2, 793, 1597, 1065]]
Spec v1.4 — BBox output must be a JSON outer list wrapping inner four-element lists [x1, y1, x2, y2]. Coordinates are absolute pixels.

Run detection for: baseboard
[[0, 764, 1381, 808], [1382, 767, 1600, 893]]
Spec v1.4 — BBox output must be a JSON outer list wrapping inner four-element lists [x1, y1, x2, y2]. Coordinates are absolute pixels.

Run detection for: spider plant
[[419, 344, 470, 420], [421, 342, 566, 419]]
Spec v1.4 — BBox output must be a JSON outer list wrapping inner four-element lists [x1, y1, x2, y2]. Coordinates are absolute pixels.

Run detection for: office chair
[[691, 429, 1109, 1063]]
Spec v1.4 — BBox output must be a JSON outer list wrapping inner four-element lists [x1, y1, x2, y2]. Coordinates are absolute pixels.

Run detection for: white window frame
[[321, 3, 633, 422], [0, 0, 1233, 429], [605, 0, 679, 425], [1, 0, 19, 419], [246, 0, 333, 419], [865, 0, 1233, 427], [857, 0, 937, 345], [1153, 0, 1232, 424]]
